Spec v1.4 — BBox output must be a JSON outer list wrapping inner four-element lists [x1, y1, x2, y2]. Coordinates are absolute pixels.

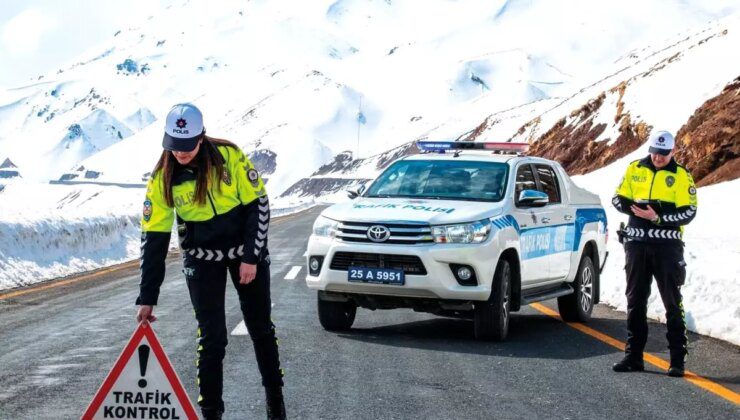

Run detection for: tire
[[317, 292, 357, 331], [474, 259, 512, 341], [557, 253, 595, 322]]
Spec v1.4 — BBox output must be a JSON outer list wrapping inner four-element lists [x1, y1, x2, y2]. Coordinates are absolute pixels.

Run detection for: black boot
[[668, 351, 686, 377], [612, 355, 645, 372], [667, 366, 685, 377], [266, 387, 286, 420]]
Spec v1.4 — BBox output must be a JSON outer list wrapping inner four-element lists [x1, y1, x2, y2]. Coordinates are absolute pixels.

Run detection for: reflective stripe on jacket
[[612, 156, 697, 243]]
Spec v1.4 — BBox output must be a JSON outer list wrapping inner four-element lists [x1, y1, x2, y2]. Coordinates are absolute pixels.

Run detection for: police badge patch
[[143, 199, 153, 222], [247, 168, 260, 187], [665, 175, 675, 187], [689, 186, 696, 195], [222, 168, 232, 186]]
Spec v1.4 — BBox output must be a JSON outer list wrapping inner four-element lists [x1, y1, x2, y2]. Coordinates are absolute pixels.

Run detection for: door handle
[[541, 217, 550, 224], [564, 215, 573, 221]]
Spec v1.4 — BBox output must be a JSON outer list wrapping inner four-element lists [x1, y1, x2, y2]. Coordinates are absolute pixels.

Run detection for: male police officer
[[611, 130, 697, 377]]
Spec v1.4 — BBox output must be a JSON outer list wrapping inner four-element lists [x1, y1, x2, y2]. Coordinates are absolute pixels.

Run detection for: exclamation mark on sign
[[138, 344, 150, 388]]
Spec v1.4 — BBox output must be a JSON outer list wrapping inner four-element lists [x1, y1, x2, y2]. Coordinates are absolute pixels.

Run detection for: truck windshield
[[365, 160, 509, 202]]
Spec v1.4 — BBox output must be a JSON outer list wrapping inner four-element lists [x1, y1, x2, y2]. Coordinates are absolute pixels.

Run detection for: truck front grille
[[329, 252, 427, 275], [336, 221, 433, 245]]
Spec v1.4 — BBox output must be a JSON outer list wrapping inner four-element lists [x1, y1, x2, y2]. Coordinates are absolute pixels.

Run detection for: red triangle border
[[81, 322, 198, 420]]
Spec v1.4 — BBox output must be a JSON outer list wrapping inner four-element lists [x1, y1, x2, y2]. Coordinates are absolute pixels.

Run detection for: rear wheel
[[474, 259, 511, 341], [317, 291, 357, 331], [557, 254, 595, 322]]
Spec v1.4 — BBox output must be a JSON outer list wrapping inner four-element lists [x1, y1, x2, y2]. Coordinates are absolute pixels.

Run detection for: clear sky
[[0, 0, 157, 88]]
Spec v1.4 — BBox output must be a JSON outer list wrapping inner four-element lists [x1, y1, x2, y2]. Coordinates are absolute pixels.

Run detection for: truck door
[[533, 164, 575, 280], [511, 163, 550, 285]]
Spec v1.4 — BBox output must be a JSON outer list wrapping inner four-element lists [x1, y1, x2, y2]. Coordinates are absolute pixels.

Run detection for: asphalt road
[[0, 206, 738, 419]]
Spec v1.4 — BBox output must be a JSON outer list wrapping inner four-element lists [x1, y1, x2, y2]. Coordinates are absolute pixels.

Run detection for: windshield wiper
[[366, 194, 416, 198]]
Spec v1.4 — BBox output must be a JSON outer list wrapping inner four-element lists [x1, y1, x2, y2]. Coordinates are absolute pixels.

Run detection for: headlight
[[431, 219, 491, 244], [312, 215, 338, 238]]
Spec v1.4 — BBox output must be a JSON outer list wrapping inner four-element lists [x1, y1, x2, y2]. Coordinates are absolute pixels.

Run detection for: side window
[[535, 164, 561, 204], [515, 164, 537, 206]]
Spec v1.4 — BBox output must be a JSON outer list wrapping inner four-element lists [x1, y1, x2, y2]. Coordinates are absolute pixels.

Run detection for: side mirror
[[518, 189, 549, 207], [347, 184, 366, 200]]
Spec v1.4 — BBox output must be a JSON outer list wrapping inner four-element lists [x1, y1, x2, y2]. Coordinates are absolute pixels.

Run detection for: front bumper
[[305, 235, 499, 301]]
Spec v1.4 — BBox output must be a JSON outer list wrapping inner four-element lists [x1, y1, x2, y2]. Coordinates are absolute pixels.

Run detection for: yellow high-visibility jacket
[[137, 143, 269, 305], [612, 156, 697, 242]]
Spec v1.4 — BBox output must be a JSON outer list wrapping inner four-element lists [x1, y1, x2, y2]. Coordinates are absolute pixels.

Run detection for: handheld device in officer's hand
[[634, 199, 661, 211]]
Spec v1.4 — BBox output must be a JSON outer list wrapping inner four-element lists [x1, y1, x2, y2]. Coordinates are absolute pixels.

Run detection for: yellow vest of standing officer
[[613, 156, 697, 241]]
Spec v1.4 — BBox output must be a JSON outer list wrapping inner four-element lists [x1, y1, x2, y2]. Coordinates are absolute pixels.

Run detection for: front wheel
[[317, 291, 357, 331], [474, 259, 512, 341], [557, 254, 595, 322]]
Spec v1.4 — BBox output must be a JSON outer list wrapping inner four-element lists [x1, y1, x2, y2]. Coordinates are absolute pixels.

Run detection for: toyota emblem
[[367, 225, 391, 242]]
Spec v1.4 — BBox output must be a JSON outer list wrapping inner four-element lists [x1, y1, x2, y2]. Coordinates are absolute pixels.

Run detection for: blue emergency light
[[416, 141, 528, 154]]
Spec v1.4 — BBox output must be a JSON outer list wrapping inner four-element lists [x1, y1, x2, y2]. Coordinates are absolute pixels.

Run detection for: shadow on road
[[337, 313, 622, 360]]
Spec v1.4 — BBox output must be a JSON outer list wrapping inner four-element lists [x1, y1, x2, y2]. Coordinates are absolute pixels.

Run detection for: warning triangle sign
[[82, 321, 198, 420]]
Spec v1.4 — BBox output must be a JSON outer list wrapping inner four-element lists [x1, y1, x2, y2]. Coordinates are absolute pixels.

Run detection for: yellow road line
[[530, 302, 740, 405], [0, 208, 315, 301]]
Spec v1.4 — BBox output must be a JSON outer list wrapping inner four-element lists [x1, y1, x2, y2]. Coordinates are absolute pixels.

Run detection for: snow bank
[[0, 182, 315, 291], [0, 182, 142, 289], [0, 214, 142, 289]]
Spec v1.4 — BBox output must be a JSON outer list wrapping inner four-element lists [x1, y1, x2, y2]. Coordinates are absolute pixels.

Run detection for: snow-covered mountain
[[49, 109, 135, 178], [124, 107, 157, 131], [1, 0, 736, 190], [286, 11, 739, 198]]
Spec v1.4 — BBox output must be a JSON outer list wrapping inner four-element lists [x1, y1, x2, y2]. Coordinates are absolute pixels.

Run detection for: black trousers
[[183, 255, 284, 414], [624, 241, 687, 364]]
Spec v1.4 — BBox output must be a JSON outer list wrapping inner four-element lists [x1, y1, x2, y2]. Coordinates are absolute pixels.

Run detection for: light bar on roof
[[416, 141, 528, 154]]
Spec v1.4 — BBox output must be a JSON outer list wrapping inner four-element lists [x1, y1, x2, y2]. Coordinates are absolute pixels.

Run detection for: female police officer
[[135, 103, 286, 420]]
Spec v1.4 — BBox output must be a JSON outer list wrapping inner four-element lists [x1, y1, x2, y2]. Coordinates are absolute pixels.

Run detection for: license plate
[[347, 267, 405, 285]]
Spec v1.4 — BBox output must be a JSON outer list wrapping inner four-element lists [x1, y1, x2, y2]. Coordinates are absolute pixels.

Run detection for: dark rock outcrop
[[674, 76, 740, 186], [280, 177, 372, 198], [312, 151, 354, 176], [524, 86, 650, 175], [248, 149, 277, 175], [0, 158, 17, 169], [0, 158, 20, 178]]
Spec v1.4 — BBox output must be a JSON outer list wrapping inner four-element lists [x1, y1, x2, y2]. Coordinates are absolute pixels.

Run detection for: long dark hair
[[152, 135, 239, 207]]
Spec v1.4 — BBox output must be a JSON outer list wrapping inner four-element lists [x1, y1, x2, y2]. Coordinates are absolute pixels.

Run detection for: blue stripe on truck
[[573, 208, 607, 251], [492, 209, 606, 260]]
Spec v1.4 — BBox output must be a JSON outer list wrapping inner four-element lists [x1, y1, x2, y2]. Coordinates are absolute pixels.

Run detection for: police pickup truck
[[305, 141, 607, 340]]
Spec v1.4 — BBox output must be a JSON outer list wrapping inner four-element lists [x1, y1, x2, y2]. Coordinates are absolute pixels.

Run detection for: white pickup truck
[[305, 141, 608, 340]]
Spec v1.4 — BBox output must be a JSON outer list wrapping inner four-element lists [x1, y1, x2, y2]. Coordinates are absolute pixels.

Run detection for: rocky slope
[[674, 76, 740, 186]]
